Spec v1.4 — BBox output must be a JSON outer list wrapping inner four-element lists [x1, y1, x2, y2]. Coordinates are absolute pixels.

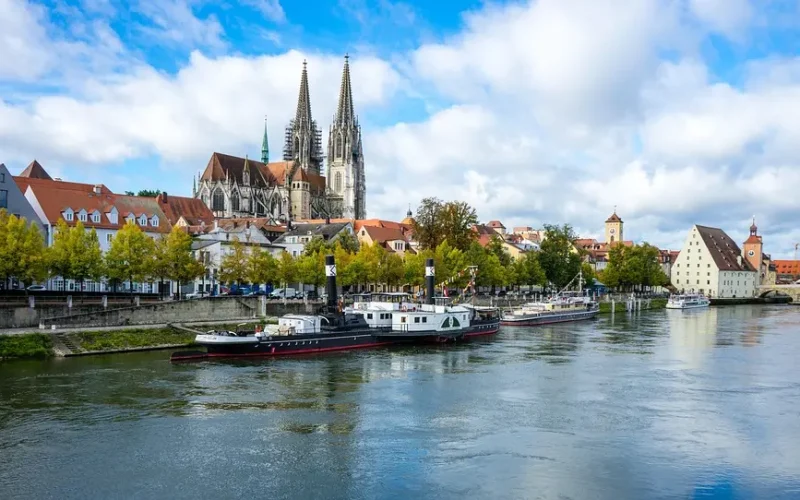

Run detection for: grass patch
[[69, 327, 196, 352], [599, 298, 667, 314], [0, 334, 54, 359]]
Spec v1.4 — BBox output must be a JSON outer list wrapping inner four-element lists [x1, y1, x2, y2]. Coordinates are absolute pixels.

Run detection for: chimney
[[54, 177, 62, 181], [93, 185, 101, 194], [325, 255, 338, 311], [161, 191, 168, 202], [425, 258, 435, 305]]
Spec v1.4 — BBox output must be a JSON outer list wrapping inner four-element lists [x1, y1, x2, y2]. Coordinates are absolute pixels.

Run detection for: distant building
[[670, 224, 757, 298], [486, 220, 506, 236], [773, 259, 800, 283], [155, 192, 214, 229], [356, 225, 414, 256], [0, 162, 41, 232], [605, 210, 623, 244], [273, 222, 354, 257]]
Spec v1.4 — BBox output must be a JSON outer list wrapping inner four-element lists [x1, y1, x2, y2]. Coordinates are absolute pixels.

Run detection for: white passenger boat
[[500, 270, 599, 326], [666, 293, 710, 310]]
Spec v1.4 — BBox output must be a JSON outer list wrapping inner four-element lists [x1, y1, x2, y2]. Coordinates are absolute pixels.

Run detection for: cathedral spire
[[335, 54, 355, 126], [261, 116, 269, 163], [295, 60, 312, 127]]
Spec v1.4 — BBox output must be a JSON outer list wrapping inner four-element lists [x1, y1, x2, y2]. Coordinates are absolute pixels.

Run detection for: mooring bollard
[[135, 296, 140, 307], [29, 296, 35, 309], [102, 295, 108, 309], [67, 295, 72, 309]]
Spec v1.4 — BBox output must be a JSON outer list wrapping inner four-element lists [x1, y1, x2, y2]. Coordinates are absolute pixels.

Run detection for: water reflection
[[1, 305, 800, 499]]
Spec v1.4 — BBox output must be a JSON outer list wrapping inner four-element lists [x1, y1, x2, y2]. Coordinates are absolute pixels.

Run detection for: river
[[2, 305, 800, 499]]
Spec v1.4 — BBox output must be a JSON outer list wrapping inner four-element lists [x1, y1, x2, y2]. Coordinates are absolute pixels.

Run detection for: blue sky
[[1, 0, 800, 257]]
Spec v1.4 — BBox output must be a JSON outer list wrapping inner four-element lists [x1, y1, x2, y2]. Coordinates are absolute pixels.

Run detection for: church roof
[[201, 153, 325, 190], [605, 212, 622, 223], [695, 225, 755, 272], [18, 160, 53, 180]]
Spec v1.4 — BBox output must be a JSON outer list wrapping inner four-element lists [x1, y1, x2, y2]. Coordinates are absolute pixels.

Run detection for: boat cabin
[[391, 303, 472, 333], [349, 292, 420, 328]]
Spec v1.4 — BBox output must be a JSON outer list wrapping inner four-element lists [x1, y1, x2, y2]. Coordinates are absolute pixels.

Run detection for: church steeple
[[335, 54, 356, 126], [283, 60, 323, 175], [261, 116, 269, 163]]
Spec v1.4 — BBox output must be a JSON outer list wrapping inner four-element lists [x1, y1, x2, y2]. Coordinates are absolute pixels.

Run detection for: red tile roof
[[156, 193, 214, 227], [216, 218, 287, 233], [23, 180, 170, 233], [18, 160, 52, 180], [773, 260, 800, 276], [200, 153, 327, 194], [362, 225, 407, 244], [605, 212, 623, 223]]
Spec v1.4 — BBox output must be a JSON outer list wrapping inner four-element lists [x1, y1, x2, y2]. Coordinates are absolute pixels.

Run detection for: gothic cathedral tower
[[283, 61, 324, 175], [327, 55, 366, 219]]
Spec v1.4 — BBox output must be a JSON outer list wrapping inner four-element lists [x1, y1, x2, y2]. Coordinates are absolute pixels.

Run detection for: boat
[[500, 270, 599, 326], [666, 293, 710, 310], [346, 262, 500, 341], [171, 255, 391, 361]]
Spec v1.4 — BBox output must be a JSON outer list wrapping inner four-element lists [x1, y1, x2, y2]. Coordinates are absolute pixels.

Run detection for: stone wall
[[1, 298, 320, 330]]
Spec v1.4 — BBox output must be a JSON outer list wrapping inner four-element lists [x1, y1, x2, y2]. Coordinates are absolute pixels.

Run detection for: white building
[[670, 225, 757, 298], [14, 164, 171, 293], [273, 222, 354, 257]]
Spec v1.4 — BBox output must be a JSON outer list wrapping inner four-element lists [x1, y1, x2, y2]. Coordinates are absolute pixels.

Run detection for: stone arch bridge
[[756, 285, 800, 301]]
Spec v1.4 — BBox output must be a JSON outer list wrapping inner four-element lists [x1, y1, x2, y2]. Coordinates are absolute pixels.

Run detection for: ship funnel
[[425, 258, 435, 305], [325, 254, 338, 310]]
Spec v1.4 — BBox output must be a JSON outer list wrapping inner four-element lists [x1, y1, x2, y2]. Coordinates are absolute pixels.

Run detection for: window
[[92, 212, 100, 223], [151, 216, 159, 227], [401, 316, 406, 323], [442, 317, 451, 328], [707, 280, 710, 285], [414, 317, 420, 323], [107, 234, 113, 243], [334, 172, 342, 193], [422, 317, 427, 323], [452, 317, 461, 327], [707, 264, 710, 268], [0, 189, 8, 209], [0, 173, 5, 183], [139, 215, 147, 226], [696, 280, 699, 285], [212, 189, 225, 211], [231, 191, 240, 211], [367, 313, 373, 319], [78, 212, 87, 222], [64, 210, 73, 221]]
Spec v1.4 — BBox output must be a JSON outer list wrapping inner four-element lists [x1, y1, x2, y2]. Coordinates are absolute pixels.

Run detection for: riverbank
[[598, 298, 667, 314], [0, 320, 274, 360]]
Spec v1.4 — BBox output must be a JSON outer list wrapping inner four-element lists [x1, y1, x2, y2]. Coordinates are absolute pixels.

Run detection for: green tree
[[538, 224, 582, 289], [296, 252, 325, 292], [335, 231, 360, 253], [219, 238, 249, 285], [137, 189, 162, 197], [513, 251, 547, 288], [403, 252, 425, 288], [277, 251, 297, 295], [105, 220, 155, 294], [49, 220, 104, 291], [0, 211, 48, 287], [411, 198, 478, 251], [162, 226, 203, 297], [248, 249, 279, 287]]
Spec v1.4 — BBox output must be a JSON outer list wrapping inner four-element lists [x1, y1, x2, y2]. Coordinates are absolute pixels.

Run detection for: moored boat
[[666, 293, 710, 310], [500, 271, 599, 326], [171, 255, 389, 361]]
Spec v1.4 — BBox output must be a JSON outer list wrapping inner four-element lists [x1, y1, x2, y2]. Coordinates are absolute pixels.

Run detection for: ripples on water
[[2, 305, 800, 499]]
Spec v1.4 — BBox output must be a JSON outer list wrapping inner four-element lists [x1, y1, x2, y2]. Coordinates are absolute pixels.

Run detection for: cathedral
[[194, 57, 367, 222]]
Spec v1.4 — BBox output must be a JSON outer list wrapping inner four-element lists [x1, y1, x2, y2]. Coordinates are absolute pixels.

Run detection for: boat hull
[[377, 320, 501, 343], [500, 309, 598, 327], [665, 303, 710, 310]]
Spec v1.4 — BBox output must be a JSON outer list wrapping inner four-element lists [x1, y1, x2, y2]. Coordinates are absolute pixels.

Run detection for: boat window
[[401, 316, 406, 323], [422, 317, 427, 323], [452, 317, 461, 327], [442, 317, 451, 328], [367, 313, 373, 319], [414, 317, 420, 323]]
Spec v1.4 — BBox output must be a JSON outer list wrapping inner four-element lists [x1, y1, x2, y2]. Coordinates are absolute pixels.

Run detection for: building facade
[[0, 162, 42, 232], [670, 225, 757, 298], [195, 58, 367, 222]]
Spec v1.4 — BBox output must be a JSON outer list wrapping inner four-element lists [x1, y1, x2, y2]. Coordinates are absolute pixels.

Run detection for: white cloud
[[0, 0, 54, 80], [689, 0, 753, 38], [134, 0, 226, 50], [242, 0, 286, 24], [2, 0, 800, 257]]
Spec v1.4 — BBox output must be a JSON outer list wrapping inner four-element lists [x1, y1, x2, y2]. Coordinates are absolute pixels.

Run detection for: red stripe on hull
[[464, 327, 499, 338], [204, 341, 394, 359], [500, 316, 595, 327]]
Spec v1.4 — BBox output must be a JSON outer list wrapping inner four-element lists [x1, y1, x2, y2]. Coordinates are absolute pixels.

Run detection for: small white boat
[[500, 270, 599, 326], [666, 293, 710, 310]]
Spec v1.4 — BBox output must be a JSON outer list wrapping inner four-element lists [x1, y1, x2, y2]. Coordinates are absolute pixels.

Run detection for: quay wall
[[2, 298, 319, 330]]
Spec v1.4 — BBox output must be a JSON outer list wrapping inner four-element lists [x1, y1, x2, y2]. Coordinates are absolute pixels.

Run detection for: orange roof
[[156, 193, 214, 226], [14, 176, 113, 196], [18, 160, 52, 179], [24, 180, 170, 233], [216, 218, 286, 233], [773, 260, 800, 276], [744, 234, 762, 244], [606, 212, 623, 223], [361, 225, 408, 244]]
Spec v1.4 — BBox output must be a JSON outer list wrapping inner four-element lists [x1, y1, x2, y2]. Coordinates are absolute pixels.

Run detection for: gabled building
[[670, 225, 757, 298], [1, 163, 41, 232], [156, 192, 214, 229], [356, 225, 414, 256], [273, 221, 354, 257]]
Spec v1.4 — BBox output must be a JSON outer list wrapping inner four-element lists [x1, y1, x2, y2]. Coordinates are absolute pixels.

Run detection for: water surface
[[2, 305, 800, 499]]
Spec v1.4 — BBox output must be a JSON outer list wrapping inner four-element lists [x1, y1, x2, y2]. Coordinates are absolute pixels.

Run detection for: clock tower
[[605, 209, 623, 245], [743, 216, 763, 285]]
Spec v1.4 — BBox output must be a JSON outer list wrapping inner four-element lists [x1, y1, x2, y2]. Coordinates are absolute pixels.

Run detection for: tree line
[[596, 243, 669, 292], [0, 209, 202, 293]]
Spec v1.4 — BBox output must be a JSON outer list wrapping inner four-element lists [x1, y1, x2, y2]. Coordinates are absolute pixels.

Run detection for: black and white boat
[[171, 255, 391, 361]]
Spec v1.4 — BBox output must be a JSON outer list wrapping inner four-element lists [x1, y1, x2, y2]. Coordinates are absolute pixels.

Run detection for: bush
[[0, 334, 53, 359]]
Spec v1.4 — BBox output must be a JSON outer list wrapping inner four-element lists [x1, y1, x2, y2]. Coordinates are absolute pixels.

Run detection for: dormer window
[[63, 208, 74, 221], [78, 210, 87, 222], [139, 215, 147, 226], [126, 213, 135, 223], [151, 215, 159, 227], [91, 211, 100, 223]]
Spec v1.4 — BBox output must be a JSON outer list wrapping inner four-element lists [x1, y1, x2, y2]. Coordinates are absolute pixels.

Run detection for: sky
[[1, 0, 800, 257]]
